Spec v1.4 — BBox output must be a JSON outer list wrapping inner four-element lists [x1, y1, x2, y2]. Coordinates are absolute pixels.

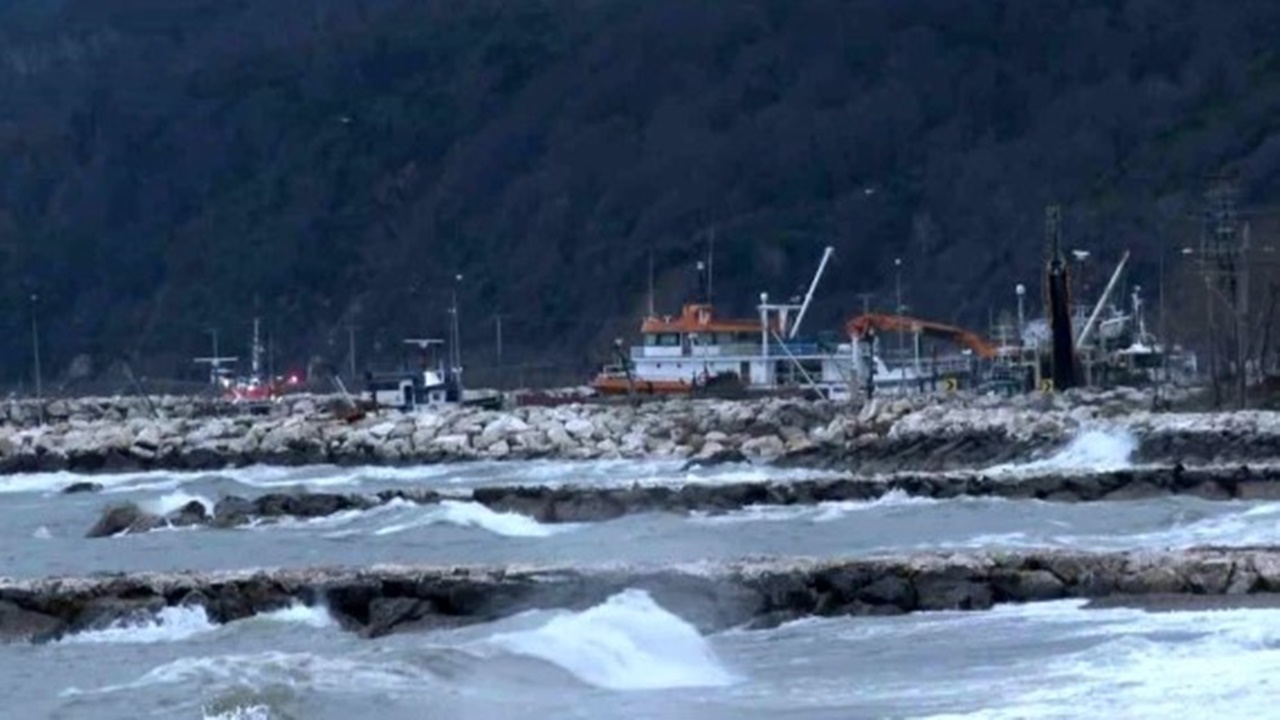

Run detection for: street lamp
[[449, 274, 464, 377], [30, 293, 42, 408], [1015, 283, 1027, 344], [894, 258, 904, 355]]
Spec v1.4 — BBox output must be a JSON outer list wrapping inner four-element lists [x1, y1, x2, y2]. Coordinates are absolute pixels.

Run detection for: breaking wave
[[486, 589, 736, 690], [202, 706, 274, 720], [691, 489, 944, 525], [373, 500, 567, 538], [267, 499, 572, 539], [991, 427, 1137, 475], [60, 605, 216, 645], [141, 490, 215, 517], [59, 602, 332, 645], [922, 602, 1280, 719]]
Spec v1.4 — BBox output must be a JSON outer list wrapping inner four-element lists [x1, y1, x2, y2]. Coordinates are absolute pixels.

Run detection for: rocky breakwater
[[82, 463, 1280, 537], [2, 386, 1278, 475], [2, 547, 1279, 642]]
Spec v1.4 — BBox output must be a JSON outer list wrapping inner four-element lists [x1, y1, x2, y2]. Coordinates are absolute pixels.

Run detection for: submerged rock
[[85, 503, 164, 538]]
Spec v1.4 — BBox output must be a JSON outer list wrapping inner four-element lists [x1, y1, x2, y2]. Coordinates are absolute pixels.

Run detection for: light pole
[[1071, 249, 1090, 315], [449, 274, 464, 379], [894, 258, 904, 356], [30, 293, 42, 409], [1015, 283, 1026, 346]]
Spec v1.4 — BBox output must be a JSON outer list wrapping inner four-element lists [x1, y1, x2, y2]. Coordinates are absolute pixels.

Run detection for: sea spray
[[487, 589, 736, 690], [990, 426, 1138, 475], [693, 488, 945, 525], [140, 490, 216, 517], [374, 500, 570, 538], [60, 605, 217, 645], [59, 602, 333, 645]]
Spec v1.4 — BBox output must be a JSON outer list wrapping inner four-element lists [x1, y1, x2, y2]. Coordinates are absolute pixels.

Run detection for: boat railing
[[630, 341, 843, 360]]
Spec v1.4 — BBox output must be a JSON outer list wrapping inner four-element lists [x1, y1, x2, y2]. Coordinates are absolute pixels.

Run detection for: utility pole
[[30, 292, 42, 415], [1197, 175, 1248, 408]]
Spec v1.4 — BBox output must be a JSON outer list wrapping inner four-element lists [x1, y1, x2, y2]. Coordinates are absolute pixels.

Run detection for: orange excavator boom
[[845, 313, 998, 359]]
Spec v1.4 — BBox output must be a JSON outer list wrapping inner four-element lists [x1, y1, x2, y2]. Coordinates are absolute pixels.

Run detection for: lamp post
[[1015, 283, 1026, 347], [30, 293, 42, 411], [894, 257, 904, 356], [449, 274, 464, 378]]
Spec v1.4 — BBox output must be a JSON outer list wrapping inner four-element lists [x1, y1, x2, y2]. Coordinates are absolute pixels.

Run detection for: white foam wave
[[373, 500, 568, 538], [85, 651, 425, 697], [266, 498, 570, 538], [141, 490, 215, 517], [32, 525, 52, 539], [59, 602, 331, 645], [203, 705, 274, 720], [693, 489, 941, 525], [923, 602, 1280, 719], [253, 603, 334, 629], [487, 589, 736, 690], [61, 605, 216, 645], [991, 427, 1137, 475]]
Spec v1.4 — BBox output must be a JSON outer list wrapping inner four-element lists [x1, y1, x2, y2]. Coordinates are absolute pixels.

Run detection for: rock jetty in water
[[1, 547, 1277, 642], [82, 463, 1280, 536], [0, 387, 1274, 475]]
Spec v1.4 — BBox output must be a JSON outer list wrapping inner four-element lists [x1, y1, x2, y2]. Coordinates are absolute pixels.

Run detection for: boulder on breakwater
[[2, 547, 1278, 642], [1, 387, 1276, 476], [82, 464, 1280, 536]]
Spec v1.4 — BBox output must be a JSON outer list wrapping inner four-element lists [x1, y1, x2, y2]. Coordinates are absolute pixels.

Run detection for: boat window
[[644, 334, 658, 346], [656, 333, 680, 347]]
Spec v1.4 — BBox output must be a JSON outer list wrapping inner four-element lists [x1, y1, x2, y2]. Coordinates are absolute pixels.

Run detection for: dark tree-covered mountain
[[1, 0, 1278, 388]]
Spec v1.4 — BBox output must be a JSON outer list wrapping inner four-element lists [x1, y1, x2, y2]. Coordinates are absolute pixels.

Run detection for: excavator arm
[[846, 313, 998, 359]]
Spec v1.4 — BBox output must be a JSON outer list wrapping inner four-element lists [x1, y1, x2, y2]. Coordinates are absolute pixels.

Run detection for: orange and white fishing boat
[[592, 247, 858, 400]]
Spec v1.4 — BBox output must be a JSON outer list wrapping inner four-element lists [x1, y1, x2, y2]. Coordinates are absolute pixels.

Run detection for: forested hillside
[[1, 0, 1278, 388]]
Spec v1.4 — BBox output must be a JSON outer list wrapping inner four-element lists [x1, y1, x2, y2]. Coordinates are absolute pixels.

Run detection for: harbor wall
[[0, 387, 1276, 475], [2, 548, 1277, 641]]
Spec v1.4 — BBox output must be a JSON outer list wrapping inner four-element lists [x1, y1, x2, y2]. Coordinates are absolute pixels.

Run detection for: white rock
[[431, 434, 471, 454], [741, 435, 785, 461], [564, 417, 596, 440], [368, 421, 397, 439]]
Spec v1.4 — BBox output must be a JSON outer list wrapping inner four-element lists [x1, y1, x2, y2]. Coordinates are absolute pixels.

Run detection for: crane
[[845, 313, 999, 359]]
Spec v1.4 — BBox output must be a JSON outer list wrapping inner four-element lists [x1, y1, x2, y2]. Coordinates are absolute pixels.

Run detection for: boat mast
[[251, 317, 263, 378], [789, 246, 835, 339]]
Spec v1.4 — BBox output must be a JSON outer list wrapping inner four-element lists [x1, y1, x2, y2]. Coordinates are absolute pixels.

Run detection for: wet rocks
[[0, 600, 63, 643], [85, 503, 164, 538], [0, 387, 1263, 477], [2, 547, 1279, 642], [81, 462, 1280, 539]]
